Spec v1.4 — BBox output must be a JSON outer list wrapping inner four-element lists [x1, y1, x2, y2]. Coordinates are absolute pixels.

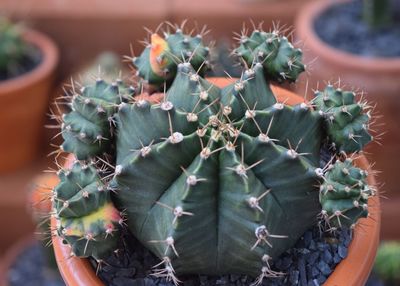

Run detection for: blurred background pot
[[0, 28, 58, 173], [295, 0, 400, 240]]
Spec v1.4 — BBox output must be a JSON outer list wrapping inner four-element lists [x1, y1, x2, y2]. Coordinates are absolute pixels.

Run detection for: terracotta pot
[[1, 0, 169, 80], [295, 0, 400, 239], [0, 28, 58, 173], [50, 78, 380, 286], [170, 0, 319, 40], [0, 235, 36, 286]]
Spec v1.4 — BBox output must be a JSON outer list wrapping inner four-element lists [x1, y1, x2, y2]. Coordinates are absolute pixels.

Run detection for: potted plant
[[47, 23, 380, 286], [371, 241, 400, 286], [0, 16, 58, 173], [295, 0, 400, 239]]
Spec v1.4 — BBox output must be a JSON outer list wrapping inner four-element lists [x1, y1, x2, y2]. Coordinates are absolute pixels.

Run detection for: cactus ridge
[[313, 85, 373, 153]]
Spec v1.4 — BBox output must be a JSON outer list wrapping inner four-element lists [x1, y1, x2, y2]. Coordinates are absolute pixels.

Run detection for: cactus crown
[[0, 17, 30, 79], [52, 23, 376, 285]]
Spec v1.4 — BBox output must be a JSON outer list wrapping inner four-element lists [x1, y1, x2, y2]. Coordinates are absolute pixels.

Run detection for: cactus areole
[[52, 23, 376, 285]]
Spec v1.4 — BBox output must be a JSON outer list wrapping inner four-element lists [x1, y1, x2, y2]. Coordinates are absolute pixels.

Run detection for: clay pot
[[0, 235, 36, 286], [0, 0, 169, 80], [0, 28, 58, 173], [295, 0, 400, 239], [170, 0, 319, 40], [50, 79, 380, 286]]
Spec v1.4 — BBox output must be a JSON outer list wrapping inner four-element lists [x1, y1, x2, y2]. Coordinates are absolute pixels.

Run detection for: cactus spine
[[51, 23, 377, 285]]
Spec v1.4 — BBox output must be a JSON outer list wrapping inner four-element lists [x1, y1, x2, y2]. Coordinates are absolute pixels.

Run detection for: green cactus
[[234, 29, 305, 83], [0, 17, 28, 79], [319, 158, 374, 229], [53, 161, 122, 261], [61, 79, 133, 160], [51, 23, 377, 285], [374, 242, 400, 285], [313, 85, 373, 153], [132, 28, 210, 90]]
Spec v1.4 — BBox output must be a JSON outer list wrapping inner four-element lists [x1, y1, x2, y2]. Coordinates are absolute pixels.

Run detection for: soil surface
[[314, 0, 400, 58], [0, 44, 42, 81], [93, 226, 351, 286], [7, 242, 64, 286]]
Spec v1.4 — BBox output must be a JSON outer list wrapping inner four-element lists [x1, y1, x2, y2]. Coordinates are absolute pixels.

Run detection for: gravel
[[7, 243, 64, 286], [314, 0, 400, 58], [93, 227, 352, 286]]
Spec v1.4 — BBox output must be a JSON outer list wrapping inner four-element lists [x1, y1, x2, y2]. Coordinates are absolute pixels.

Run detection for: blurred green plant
[[363, 0, 392, 27], [374, 241, 400, 285], [0, 17, 29, 79]]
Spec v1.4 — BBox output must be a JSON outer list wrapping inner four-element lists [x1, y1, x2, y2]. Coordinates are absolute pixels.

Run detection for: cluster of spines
[[60, 78, 133, 160], [233, 25, 305, 83], [52, 160, 123, 262], [313, 85, 373, 153], [318, 158, 374, 230], [131, 23, 210, 90]]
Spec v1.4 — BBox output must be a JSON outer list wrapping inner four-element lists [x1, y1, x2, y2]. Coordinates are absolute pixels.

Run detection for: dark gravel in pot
[[7, 242, 64, 286], [93, 227, 351, 286], [314, 0, 400, 58]]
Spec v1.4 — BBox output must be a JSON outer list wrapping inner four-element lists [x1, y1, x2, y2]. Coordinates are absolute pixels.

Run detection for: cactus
[[132, 26, 210, 90], [233, 28, 305, 83], [313, 85, 372, 153], [319, 158, 374, 229], [53, 161, 122, 261], [51, 23, 376, 285], [0, 17, 28, 79], [60, 79, 133, 160]]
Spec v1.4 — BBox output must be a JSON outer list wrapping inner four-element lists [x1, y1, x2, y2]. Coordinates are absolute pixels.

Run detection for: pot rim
[[0, 27, 59, 95], [50, 80, 380, 286], [296, 0, 400, 72]]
